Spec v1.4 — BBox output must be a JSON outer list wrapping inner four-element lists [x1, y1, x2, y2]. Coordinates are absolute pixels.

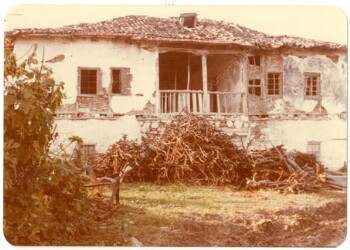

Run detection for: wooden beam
[[187, 54, 191, 90], [241, 56, 249, 114], [202, 54, 209, 113], [155, 50, 160, 115]]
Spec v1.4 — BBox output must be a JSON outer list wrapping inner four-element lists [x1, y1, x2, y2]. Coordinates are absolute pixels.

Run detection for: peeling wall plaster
[[248, 53, 347, 115], [283, 54, 347, 114], [14, 38, 158, 114], [13, 38, 347, 170]]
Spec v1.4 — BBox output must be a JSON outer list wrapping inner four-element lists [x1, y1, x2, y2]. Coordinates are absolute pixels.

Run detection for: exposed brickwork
[[56, 103, 77, 113], [77, 95, 110, 113]]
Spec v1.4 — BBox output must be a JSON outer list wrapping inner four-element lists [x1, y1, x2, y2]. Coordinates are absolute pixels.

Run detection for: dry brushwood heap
[[246, 147, 328, 193], [140, 114, 251, 185], [93, 136, 142, 178], [93, 114, 345, 193]]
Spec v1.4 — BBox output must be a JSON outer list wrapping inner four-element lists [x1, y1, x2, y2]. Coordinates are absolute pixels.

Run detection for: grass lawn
[[73, 183, 346, 247]]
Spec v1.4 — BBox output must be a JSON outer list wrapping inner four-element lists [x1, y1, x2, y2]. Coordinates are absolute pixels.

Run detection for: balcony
[[159, 90, 245, 114]]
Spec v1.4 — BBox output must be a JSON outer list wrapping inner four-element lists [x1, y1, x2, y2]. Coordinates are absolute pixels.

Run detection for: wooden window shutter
[[97, 68, 103, 95], [120, 68, 132, 95]]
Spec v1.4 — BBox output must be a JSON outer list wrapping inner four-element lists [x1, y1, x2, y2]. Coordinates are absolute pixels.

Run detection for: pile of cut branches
[[92, 114, 345, 193], [138, 114, 250, 185], [246, 147, 328, 193], [93, 136, 142, 178]]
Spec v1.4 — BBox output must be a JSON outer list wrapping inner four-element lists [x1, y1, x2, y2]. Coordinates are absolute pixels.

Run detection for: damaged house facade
[[6, 13, 347, 170]]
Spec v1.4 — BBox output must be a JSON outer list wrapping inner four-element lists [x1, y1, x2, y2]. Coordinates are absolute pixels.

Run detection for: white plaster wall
[[260, 117, 347, 170], [283, 54, 347, 114], [53, 116, 142, 153], [13, 38, 158, 114]]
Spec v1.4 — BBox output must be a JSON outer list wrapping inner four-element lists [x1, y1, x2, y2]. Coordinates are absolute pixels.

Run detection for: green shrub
[[4, 45, 91, 245]]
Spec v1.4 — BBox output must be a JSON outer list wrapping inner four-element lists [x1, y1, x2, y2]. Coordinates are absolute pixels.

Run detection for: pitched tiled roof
[[6, 15, 346, 51]]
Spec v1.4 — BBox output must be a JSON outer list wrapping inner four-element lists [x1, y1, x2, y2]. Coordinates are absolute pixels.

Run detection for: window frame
[[266, 72, 283, 96], [248, 78, 262, 97], [110, 68, 122, 95], [304, 72, 321, 100], [109, 67, 132, 96], [306, 141, 321, 160], [80, 143, 96, 157], [248, 55, 261, 67], [78, 67, 101, 96]]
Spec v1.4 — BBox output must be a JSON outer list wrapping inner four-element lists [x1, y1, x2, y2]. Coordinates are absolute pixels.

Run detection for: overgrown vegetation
[[4, 46, 91, 245]]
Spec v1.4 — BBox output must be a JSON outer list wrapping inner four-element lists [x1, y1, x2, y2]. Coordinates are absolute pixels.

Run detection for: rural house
[[5, 13, 347, 170]]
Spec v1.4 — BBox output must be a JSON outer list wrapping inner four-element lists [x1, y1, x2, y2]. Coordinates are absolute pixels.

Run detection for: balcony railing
[[160, 90, 204, 114], [159, 90, 245, 114], [208, 91, 245, 114]]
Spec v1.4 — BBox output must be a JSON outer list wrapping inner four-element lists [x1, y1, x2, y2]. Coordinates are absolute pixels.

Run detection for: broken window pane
[[248, 55, 261, 66], [248, 56, 255, 65], [255, 56, 261, 66], [80, 69, 97, 94]]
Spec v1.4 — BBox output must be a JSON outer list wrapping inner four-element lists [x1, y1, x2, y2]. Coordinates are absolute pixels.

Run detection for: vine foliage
[[4, 45, 91, 245]]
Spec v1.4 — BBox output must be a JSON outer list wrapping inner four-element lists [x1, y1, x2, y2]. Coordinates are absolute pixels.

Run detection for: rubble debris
[[93, 113, 345, 193]]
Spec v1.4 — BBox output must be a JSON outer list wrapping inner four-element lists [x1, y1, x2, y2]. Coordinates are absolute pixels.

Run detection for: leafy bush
[[4, 45, 91, 245]]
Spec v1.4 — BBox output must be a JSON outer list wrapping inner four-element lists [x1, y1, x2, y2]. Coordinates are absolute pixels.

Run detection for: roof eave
[[5, 33, 347, 53]]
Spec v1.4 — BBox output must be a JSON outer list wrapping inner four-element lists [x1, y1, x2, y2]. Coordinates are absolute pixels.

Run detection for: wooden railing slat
[[216, 93, 221, 114], [192, 93, 197, 113], [198, 94, 203, 113], [159, 90, 245, 114]]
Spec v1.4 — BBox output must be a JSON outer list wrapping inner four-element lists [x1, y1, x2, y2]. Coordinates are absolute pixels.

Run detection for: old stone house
[[5, 13, 347, 170]]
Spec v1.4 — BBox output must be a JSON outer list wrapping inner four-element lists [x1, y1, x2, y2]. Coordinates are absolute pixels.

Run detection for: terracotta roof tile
[[6, 15, 346, 50]]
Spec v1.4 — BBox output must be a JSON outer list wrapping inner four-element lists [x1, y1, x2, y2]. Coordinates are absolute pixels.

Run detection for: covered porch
[[157, 51, 248, 115]]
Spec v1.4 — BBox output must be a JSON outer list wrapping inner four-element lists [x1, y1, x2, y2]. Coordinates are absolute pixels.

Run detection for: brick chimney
[[179, 13, 197, 28]]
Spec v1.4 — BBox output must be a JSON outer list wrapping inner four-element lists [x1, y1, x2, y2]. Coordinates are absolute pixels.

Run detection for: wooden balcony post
[[155, 51, 160, 115], [202, 54, 209, 113], [241, 56, 248, 114]]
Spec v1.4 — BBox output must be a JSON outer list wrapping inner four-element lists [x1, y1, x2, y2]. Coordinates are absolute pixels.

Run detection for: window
[[248, 79, 262, 97], [307, 141, 321, 160], [80, 144, 96, 158], [110, 68, 132, 95], [248, 55, 261, 66], [267, 72, 282, 96], [79, 68, 98, 95], [304, 73, 320, 99], [111, 69, 121, 94]]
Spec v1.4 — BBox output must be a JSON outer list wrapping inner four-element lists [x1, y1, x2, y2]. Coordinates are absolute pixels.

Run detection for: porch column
[[241, 56, 248, 114], [155, 50, 160, 115], [201, 54, 209, 113]]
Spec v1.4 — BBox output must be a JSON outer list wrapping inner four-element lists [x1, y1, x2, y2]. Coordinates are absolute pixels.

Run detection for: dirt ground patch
[[75, 183, 346, 247], [166, 200, 346, 247]]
